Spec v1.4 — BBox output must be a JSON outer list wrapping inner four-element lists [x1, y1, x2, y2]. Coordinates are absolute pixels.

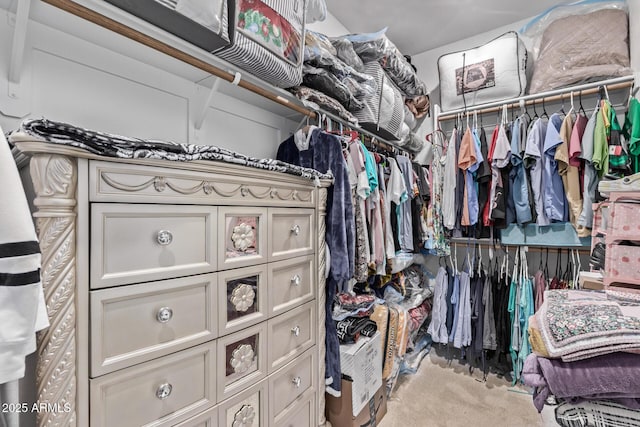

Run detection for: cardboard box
[[339, 332, 383, 417], [326, 379, 387, 427]]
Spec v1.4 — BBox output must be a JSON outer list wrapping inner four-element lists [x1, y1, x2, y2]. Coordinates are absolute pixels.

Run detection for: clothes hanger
[[540, 97, 549, 119], [532, 98, 539, 120], [578, 90, 586, 116], [544, 247, 550, 280], [557, 93, 566, 116]]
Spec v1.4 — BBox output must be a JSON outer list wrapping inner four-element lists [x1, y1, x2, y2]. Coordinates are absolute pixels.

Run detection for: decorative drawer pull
[[156, 230, 173, 246], [230, 283, 256, 312], [233, 405, 255, 427], [290, 275, 301, 287], [155, 383, 172, 400], [291, 326, 301, 337], [230, 344, 255, 374], [290, 224, 301, 236], [291, 377, 302, 388], [156, 307, 173, 323]]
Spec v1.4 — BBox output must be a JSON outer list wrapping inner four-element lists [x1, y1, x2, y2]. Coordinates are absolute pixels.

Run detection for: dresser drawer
[[269, 348, 315, 421], [218, 207, 267, 270], [217, 323, 268, 401], [268, 208, 314, 261], [89, 342, 216, 427], [274, 390, 315, 427], [173, 406, 218, 427], [268, 256, 315, 317], [218, 265, 268, 337], [268, 302, 316, 372], [90, 204, 217, 288], [90, 274, 217, 376], [218, 379, 267, 427]]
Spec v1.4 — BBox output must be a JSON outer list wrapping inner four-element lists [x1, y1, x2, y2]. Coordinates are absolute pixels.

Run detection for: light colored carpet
[[378, 351, 558, 427]]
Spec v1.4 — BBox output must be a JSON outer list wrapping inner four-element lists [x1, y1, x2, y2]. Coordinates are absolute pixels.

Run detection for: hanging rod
[[42, 0, 317, 119], [449, 237, 591, 252], [437, 76, 635, 121], [316, 108, 417, 153]]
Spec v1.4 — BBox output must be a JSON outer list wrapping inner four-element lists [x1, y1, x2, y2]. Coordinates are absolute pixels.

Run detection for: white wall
[[306, 11, 350, 37]]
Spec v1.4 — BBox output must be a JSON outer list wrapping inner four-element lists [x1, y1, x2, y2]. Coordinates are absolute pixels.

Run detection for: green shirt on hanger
[[623, 97, 640, 173]]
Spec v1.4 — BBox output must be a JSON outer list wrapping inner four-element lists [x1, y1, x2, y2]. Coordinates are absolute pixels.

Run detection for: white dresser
[[13, 139, 330, 427]]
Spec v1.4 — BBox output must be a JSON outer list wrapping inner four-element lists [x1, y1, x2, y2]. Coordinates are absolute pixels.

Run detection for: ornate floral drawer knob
[[232, 404, 255, 427], [231, 223, 255, 252], [230, 284, 255, 312], [230, 344, 255, 374]]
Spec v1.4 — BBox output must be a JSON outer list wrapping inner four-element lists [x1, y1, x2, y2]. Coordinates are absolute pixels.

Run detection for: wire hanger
[[558, 93, 566, 115], [541, 97, 549, 119], [578, 90, 586, 115]]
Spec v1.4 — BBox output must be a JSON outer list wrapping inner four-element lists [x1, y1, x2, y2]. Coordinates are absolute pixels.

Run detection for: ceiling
[[325, 0, 564, 55]]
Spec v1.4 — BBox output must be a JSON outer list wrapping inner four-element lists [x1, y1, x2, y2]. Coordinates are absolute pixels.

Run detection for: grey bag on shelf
[[438, 31, 528, 111], [354, 62, 405, 141], [217, 0, 306, 88]]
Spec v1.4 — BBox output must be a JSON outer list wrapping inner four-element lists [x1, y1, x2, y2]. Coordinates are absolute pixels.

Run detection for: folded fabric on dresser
[[523, 352, 640, 412], [537, 290, 640, 362], [15, 118, 332, 181]]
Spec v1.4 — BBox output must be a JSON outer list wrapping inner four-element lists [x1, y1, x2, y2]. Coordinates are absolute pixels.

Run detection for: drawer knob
[[292, 376, 302, 388], [156, 230, 173, 246], [290, 224, 301, 236], [230, 344, 255, 374], [290, 275, 301, 287], [155, 383, 172, 400], [233, 405, 255, 427], [156, 307, 173, 323], [231, 283, 256, 313], [291, 326, 301, 337]]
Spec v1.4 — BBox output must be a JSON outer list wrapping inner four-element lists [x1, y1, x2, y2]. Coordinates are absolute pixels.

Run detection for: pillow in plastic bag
[[527, 8, 631, 93]]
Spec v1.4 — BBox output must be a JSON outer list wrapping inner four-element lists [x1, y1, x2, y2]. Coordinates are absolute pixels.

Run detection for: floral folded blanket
[[538, 290, 640, 362]]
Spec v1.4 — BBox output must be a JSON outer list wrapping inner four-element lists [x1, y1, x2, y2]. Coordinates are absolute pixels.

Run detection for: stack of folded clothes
[[523, 289, 640, 426]]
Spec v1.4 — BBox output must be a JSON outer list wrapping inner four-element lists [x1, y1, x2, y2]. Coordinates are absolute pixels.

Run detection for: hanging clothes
[[453, 268, 472, 349], [458, 128, 477, 227], [510, 115, 533, 225], [524, 117, 551, 226], [347, 142, 370, 282], [476, 128, 492, 238], [489, 120, 511, 224], [395, 155, 415, 252], [277, 128, 355, 395], [555, 113, 583, 229], [442, 128, 458, 230], [543, 113, 569, 223], [482, 268, 497, 351], [454, 128, 465, 236], [622, 97, 640, 174], [427, 266, 449, 344], [577, 101, 601, 230], [570, 112, 589, 237]]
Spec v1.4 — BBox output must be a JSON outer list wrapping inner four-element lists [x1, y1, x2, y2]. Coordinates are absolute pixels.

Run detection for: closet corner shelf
[[435, 75, 635, 121], [39, 0, 411, 153]]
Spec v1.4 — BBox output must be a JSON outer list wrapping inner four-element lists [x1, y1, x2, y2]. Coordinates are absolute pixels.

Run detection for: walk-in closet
[[1, 0, 639, 426]]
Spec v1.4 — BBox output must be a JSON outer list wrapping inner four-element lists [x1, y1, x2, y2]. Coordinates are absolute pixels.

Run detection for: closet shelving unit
[[34, 0, 415, 153], [433, 75, 636, 251]]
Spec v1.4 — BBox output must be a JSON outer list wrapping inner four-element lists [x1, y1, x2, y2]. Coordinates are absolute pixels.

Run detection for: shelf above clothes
[[39, 0, 419, 153], [434, 75, 635, 122]]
